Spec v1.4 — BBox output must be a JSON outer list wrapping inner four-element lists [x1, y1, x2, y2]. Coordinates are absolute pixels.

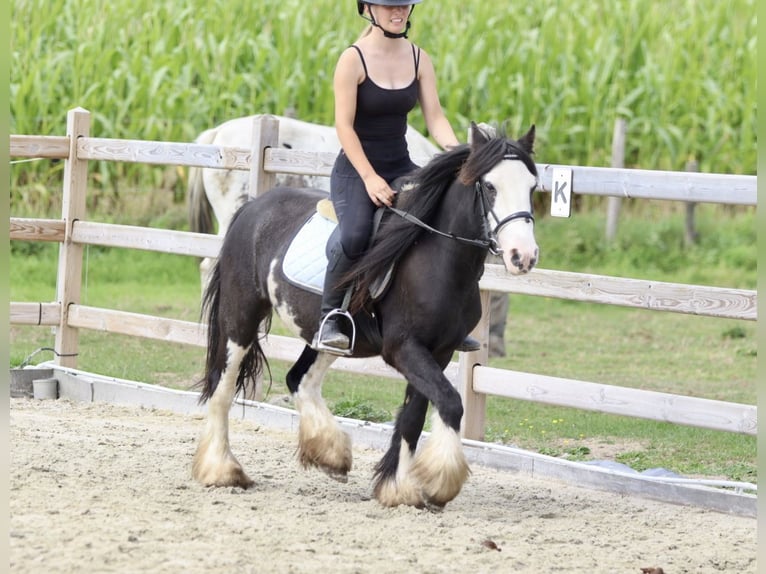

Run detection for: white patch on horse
[[267, 259, 303, 337], [294, 353, 351, 478], [374, 440, 423, 507], [486, 159, 539, 274], [192, 340, 254, 488]]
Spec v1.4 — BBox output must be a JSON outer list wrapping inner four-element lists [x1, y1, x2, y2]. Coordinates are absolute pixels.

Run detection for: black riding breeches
[[330, 152, 378, 259], [330, 150, 417, 259]]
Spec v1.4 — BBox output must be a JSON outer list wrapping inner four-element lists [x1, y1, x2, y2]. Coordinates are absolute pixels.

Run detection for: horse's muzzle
[[497, 223, 538, 275], [504, 246, 538, 274]]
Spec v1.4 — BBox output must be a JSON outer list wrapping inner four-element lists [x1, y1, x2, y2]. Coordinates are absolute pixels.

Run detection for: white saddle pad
[[282, 213, 336, 295], [283, 211, 394, 299]]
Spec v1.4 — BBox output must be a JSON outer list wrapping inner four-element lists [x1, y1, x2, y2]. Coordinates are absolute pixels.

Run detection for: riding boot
[[314, 236, 356, 351], [457, 335, 481, 352]]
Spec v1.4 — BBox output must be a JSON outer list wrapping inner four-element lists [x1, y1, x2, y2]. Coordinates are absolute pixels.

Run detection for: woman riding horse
[[315, 0, 479, 353]]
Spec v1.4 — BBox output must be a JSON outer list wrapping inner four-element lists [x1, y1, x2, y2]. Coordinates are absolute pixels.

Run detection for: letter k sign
[[551, 167, 572, 218]]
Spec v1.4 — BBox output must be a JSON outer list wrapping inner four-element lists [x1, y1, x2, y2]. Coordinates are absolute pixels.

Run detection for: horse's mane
[[338, 147, 467, 309], [343, 128, 529, 311]]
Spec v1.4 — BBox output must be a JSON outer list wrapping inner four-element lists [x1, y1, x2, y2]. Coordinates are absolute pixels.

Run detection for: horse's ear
[[469, 121, 491, 146], [517, 124, 536, 154]]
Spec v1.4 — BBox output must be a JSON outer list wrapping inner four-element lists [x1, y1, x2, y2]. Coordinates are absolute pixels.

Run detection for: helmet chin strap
[[363, 6, 415, 39], [380, 20, 411, 39]]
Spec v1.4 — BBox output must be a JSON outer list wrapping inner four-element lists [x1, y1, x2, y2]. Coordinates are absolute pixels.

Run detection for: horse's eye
[[483, 181, 496, 193]]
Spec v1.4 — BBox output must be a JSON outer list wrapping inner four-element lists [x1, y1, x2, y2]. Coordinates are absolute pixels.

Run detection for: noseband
[[386, 152, 536, 255]]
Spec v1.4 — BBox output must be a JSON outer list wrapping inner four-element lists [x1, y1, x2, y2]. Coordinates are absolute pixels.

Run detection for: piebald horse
[[193, 123, 539, 508]]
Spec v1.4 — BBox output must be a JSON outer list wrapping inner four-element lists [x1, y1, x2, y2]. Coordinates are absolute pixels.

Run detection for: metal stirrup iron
[[316, 287, 357, 356]]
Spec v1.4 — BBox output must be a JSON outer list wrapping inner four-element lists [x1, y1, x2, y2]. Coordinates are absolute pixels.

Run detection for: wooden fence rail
[[10, 218, 756, 322], [11, 131, 757, 206], [10, 109, 757, 442]]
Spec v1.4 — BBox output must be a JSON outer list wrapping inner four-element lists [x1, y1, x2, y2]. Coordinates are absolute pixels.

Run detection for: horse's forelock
[[459, 132, 537, 185], [458, 138, 507, 185]]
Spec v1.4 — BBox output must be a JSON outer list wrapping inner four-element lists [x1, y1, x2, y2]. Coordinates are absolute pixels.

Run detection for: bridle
[[386, 151, 537, 256], [476, 151, 537, 254]]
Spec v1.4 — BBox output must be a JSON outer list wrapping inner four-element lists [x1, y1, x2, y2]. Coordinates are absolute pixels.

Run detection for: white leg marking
[[410, 414, 470, 507], [294, 353, 352, 478], [373, 440, 424, 508], [193, 341, 254, 488]]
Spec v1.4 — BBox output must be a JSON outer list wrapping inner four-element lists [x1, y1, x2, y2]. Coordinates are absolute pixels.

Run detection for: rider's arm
[[417, 49, 459, 150]]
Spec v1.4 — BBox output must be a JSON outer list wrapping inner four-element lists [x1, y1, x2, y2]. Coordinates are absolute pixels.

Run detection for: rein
[[385, 203, 496, 251], [386, 153, 534, 255]]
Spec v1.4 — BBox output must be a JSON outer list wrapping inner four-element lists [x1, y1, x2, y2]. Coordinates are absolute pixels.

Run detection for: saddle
[[282, 199, 393, 300]]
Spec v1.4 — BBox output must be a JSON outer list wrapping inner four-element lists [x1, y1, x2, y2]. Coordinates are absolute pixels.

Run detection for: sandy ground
[[10, 398, 756, 574]]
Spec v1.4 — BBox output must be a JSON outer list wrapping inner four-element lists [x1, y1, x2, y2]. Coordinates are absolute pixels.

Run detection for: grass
[[9, 200, 756, 483]]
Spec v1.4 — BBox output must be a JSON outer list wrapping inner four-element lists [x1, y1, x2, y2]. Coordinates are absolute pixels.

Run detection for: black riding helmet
[[357, 0, 423, 39]]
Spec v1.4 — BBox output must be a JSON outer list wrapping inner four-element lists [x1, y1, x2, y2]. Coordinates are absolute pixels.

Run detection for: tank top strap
[[412, 44, 421, 75], [350, 45, 369, 79]]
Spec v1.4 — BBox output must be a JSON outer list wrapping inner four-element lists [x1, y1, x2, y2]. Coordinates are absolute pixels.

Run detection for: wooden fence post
[[54, 108, 91, 368], [456, 123, 494, 439], [248, 115, 279, 198], [245, 114, 280, 401], [685, 159, 699, 245], [605, 118, 627, 242], [457, 289, 490, 440]]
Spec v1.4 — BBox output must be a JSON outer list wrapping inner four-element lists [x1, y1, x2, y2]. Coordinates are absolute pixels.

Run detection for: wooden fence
[[10, 108, 757, 441]]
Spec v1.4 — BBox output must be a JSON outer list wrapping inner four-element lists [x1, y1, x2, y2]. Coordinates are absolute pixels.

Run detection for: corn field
[[10, 0, 757, 202]]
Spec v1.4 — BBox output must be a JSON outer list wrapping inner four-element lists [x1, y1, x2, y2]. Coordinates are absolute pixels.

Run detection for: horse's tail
[[188, 128, 218, 235], [198, 258, 224, 402], [197, 233, 271, 404]]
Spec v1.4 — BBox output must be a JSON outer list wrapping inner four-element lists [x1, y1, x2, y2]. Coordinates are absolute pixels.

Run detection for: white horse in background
[[187, 114, 440, 290]]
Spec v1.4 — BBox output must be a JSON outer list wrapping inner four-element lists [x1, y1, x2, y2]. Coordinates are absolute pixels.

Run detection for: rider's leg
[[315, 234, 356, 350], [313, 154, 373, 352]]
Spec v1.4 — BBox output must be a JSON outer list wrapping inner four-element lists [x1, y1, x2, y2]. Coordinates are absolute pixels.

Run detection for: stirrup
[[314, 309, 356, 356]]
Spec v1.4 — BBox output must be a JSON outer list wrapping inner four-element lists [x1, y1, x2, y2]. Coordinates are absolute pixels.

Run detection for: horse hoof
[[372, 477, 425, 509], [411, 466, 469, 508], [423, 499, 447, 513], [322, 467, 349, 483], [298, 447, 353, 478], [194, 466, 255, 490], [192, 451, 255, 489], [297, 429, 353, 477]]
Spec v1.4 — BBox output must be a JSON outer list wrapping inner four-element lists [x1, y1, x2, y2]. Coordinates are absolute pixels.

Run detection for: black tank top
[[350, 44, 420, 181]]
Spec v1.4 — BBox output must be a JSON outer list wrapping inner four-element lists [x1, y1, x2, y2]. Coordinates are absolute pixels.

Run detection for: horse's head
[[460, 123, 539, 275]]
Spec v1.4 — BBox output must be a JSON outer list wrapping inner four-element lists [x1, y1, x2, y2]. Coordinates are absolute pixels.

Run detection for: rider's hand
[[363, 173, 395, 207]]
